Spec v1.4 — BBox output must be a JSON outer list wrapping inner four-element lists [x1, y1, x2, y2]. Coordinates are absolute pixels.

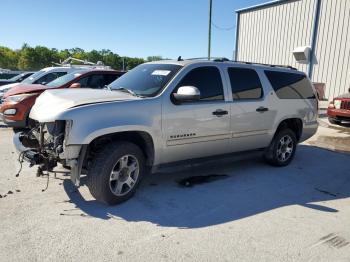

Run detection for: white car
[[0, 66, 86, 99]]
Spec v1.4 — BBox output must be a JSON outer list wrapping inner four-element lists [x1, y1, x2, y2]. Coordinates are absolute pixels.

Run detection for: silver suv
[[14, 58, 318, 205]]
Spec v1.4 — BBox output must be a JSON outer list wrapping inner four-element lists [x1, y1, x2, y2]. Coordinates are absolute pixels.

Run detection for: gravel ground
[[0, 119, 350, 262]]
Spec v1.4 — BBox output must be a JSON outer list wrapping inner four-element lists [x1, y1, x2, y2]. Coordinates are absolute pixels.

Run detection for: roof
[[236, 0, 293, 13], [146, 58, 300, 72]]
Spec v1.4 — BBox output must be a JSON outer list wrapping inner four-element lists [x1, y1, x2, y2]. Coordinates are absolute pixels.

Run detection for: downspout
[[234, 11, 240, 61], [308, 0, 322, 78]]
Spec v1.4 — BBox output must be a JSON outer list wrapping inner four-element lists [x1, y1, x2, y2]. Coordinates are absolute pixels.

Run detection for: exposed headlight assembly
[[5, 93, 39, 103]]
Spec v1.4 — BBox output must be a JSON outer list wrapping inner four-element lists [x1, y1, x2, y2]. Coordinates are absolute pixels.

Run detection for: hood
[[4, 84, 47, 97], [30, 88, 139, 122], [0, 83, 19, 92], [0, 79, 15, 85], [336, 92, 350, 99]]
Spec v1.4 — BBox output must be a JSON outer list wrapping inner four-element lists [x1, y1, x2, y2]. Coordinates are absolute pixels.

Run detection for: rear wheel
[[328, 117, 341, 125], [264, 128, 297, 167], [87, 141, 146, 205]]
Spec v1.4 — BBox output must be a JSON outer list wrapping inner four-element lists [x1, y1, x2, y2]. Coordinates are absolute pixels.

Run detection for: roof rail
[[185, 57, 230, 62], [179, 57, 297, 70], [234, 60, 298, 70], [52, 57, 111, 69]]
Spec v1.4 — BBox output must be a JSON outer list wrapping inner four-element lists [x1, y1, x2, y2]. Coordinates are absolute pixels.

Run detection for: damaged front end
[[13, 120, 86, 186]]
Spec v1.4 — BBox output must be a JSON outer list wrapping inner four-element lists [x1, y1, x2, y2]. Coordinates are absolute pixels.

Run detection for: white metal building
[[235, 0, 350, 100]]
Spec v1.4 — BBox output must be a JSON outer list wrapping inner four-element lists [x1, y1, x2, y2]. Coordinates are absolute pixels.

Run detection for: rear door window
[[265, 71, 315, 99], [228, 67, 263, 100]]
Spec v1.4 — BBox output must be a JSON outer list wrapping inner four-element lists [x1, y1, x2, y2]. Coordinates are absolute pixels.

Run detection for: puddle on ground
[[177, 174, 229, 187]]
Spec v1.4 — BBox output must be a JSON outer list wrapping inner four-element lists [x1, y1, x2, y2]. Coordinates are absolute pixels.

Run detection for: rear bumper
[[300, 120, 318, 142]]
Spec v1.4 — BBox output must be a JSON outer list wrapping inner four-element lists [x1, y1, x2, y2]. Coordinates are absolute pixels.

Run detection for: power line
[[211, 21, 236, 31]]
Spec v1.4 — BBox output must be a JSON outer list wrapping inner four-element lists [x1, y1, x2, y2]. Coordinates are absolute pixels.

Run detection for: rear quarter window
[[265, 71, 315, 99]]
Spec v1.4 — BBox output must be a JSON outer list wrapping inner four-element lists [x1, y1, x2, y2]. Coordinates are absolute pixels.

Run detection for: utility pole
[[208, 0, 213, 60]]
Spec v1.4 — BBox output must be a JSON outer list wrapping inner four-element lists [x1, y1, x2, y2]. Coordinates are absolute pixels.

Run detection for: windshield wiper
[[113, 87, 138, 97]]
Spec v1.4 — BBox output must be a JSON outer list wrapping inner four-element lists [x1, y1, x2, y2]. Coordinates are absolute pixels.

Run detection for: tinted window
[[265, 71, 316, 99], [77, 76, 89, 88], [228, 68, 263, 99], [88, 74, 105, 89], [104, 74, 119, 86], [176, 66, 224, 101]]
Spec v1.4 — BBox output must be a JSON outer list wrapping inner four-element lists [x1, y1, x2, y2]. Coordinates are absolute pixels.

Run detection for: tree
[[146, 56, 163, 62], [1, 44, 148, 71], [0, 46, 19, 70]]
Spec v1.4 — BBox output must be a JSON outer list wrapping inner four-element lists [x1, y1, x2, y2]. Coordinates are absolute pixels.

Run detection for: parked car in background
[[327, 88, 350, 125], [0, 72, 34, 87], [0, 66, 79, 101], [0, 69, 124, 128], [13, 59, 318, 205]]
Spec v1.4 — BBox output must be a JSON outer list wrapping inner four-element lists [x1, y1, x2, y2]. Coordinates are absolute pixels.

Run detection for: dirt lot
[[0, 119, 350, 261]]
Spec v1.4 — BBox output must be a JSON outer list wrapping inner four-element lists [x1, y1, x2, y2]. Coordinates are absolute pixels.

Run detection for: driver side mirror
[[172, 86, 200, 103], [70, 83, 81, 88]]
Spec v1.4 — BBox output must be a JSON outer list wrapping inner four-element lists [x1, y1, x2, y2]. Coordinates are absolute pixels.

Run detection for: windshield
[[46, 71, 84, 88], [109, 63, 182, 97], [22, 70, 46, 84], [9, 73, 26, 81]]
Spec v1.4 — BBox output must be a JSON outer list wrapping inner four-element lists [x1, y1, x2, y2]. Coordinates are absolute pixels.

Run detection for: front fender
[[59, 98, 162, 146]]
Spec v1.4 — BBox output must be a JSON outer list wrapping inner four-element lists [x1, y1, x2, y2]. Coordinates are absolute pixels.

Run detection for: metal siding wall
[[312, 0, 350, 100], [237, 0, 350, 100], [237, 0, 316, 72]]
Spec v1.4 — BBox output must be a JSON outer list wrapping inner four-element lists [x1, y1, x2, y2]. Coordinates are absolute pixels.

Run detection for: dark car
[[0, 72, 34, 86], [0, 69, 125, 128]]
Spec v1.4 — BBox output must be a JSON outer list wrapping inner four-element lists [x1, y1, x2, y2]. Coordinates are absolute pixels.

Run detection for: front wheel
[[264, 128, 297, 167], [87, 141, 146, 205]]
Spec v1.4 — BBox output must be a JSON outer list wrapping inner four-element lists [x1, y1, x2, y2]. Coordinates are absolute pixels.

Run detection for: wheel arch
[[87, 131, 155, 167], [274, 118, 303, 141]]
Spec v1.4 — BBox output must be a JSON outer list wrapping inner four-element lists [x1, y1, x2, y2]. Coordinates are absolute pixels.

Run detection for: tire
[[328, 117, 341, 125], [87, 141, 146, 205], [264, 128, 297, 167]]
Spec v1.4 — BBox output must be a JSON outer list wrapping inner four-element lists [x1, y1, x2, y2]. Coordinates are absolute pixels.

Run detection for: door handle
[[256, 106, 269, 113], [212, 109, 228, 117]]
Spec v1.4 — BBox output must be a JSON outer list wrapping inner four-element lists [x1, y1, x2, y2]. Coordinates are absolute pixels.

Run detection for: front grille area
[[340, 100, 350, 110]]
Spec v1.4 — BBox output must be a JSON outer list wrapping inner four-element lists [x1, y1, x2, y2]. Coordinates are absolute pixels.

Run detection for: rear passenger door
[[227, 67, 276, 151]]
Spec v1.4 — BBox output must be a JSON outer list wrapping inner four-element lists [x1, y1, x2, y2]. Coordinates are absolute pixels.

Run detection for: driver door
[[162, 66, 231, 163]]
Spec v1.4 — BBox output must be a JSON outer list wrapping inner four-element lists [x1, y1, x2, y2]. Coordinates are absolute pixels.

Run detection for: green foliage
[[0, 44, 151, 71], [0, 46, 19, 70], [146, 56, 164, 62]]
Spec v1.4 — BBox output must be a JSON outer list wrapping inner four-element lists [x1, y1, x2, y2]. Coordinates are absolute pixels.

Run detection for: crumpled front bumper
[[13, 132, 42, 165]]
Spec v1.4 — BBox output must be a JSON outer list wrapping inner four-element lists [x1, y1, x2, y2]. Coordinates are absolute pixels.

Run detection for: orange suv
[[0, 69, 124, 128]]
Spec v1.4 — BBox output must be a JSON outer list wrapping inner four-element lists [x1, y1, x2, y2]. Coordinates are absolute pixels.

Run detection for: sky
[[0, 0, 267, 59]]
